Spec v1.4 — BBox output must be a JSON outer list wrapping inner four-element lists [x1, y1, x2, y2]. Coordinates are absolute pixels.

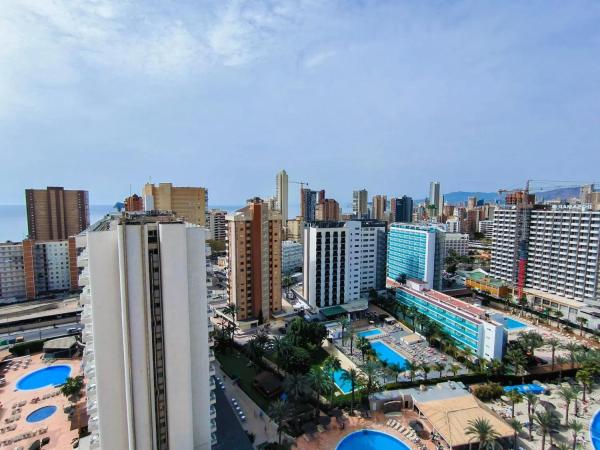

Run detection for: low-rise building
[[464, 269, 509, 298]]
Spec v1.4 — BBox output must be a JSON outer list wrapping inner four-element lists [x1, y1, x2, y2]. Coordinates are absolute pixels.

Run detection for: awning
[[320, 306, 347, 318]]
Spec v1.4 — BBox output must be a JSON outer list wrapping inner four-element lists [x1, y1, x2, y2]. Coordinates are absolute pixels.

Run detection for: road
[[0, 322, 83, 342]]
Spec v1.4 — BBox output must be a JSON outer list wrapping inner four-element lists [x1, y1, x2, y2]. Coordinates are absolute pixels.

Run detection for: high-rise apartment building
[[445, 217, 461, 233], [371, 195, 387, 220], [79, 213, 215, 450], [25, 186, 89, 240], [286, 216, 305, 243], [303, 220, 386, 310], [428, 181, 443, 218], [282, 240, 303, 274], [467, 196, 478, 210], [124, 194, 144, 212], [390, 196, 413, 223], [0, 239, 78, 301], [387, 223, 445, 290], [352, 189, 368, 219], [300, 188, 318, 222], [143, 182, 208, 226], [316, 198, 341, 221], [275, 170, 289, 225], [442, 233, 470, 259], [227, 198, 282, 325], [206, 209, 227, 241], [478, 220, 494, 240]]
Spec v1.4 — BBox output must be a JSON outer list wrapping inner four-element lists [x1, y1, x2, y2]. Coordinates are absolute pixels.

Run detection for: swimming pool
[[16, 365, 71, 391], [336, 429, 409, 450], [504, 317, 527, 330], [357, 329, 383, 338], [370, 341, 408, 370], [26, 405, 57, 423], [591, 409, 600, 450], [504, 384, 545, 395], [332, 369, 353, 394]]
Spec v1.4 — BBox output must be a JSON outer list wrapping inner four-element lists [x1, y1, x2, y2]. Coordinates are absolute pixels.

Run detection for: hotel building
[[143, 182, 208, 226], [389, 279, 506, 360], [25, 186, 89, 240], [387, 223, 445, 290], [79, 212, 216, 450], [303, 220, 386, 310], [226, 198, 282, 325], [390, 196, 413, 223]]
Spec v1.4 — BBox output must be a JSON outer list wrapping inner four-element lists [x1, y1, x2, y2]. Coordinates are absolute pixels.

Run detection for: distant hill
[[533, 187, 581, 202]]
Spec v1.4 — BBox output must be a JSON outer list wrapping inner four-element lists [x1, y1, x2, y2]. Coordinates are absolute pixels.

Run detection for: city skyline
[[2, 1, 600, 205]]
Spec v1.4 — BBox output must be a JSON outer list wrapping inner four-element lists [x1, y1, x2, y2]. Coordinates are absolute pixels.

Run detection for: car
[[67, 328, 80, 335]]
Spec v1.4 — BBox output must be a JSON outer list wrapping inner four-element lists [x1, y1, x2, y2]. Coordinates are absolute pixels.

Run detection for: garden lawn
[[216, 349, 274, 412]]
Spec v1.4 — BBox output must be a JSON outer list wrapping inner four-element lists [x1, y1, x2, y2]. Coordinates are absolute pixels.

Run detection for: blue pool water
[[370, 341, 408, 370], [26, 405, 57, 423], [336, 429, 409, 450], [504, 317, 527, 330], [504, 384, 545, 395], [332, 369, 353, 394], [357, 329, 383, 338], [16, 365, 71, 391], [591, 409, 600, 450]]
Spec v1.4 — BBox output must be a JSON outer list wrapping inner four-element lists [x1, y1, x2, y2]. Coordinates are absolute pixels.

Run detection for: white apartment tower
[[80, 213, 215, 450], [276, 170, 289, 225]]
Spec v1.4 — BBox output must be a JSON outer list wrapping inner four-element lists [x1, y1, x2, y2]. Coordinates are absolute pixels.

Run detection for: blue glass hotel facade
[[388, 279, 506, 360], [387, 223, 444, 290]]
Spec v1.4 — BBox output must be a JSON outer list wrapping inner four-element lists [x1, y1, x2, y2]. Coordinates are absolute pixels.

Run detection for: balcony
[[209, 364, 216, 376], [210, 405, 217, 420], [210, 391, 216, 404], [211, 418, 217, 433]]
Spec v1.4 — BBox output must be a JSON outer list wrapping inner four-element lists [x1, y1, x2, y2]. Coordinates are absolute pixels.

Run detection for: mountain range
[[442, 187, 583, 205]]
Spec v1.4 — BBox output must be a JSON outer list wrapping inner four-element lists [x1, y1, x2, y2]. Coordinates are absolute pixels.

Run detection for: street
[[0, 322, 82, 342]]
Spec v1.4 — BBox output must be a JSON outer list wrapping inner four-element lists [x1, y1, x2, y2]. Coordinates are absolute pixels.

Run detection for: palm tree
[[323, 356, 341, 407], [272, 336, 290, 374], [507, 419, 523, 450], [562, 342, 580, 370], [575, 317, 588, 336], [407, 306, 419, 331], [575, 369, 592, 402], [449, 363, 461, 378], [555, 355, 567, 382], [523, 393, 538, 439], [60, 375, 84, 406], [283, 373, 310, 402], [339, 317, 350, 344], [505, 348, 527, 383], [433, 361, 446, 379], [534, 410, 559, 450], [348, 327, 356, 355], [505, 390, 523, 418], [361, 360, 380, 394], [308, 367, 331, 416], [340, 368, 364, 415], [356, 336, 370, 362], [421, 363, 431, 381], [269, 400, 290, 445], [222, 303, 240, 342], [465, 417, 500, 450], [405, 359, 418, 382], [557, 386, 577, 426], [568, 419, 583, 450], [552, 310, 564, 328], [389, 363, 402, 383], [545, 337, 561, 371]]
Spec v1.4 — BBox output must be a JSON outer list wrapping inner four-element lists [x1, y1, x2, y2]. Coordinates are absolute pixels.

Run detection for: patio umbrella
[[302, 422, 317, 434], [318, 415, 331, 427]]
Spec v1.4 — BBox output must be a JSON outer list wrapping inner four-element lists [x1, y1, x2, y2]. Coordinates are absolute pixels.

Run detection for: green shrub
[[472, 382, 503, 401], [9, 339, 45, 356]]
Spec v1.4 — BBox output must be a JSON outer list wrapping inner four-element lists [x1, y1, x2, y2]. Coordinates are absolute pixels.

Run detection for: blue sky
[[1, 1, 600, 207]]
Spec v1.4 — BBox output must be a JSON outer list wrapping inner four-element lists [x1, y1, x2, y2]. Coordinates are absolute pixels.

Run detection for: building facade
[[79, 213, 215, 450], [478, 220, 494, 240], [124, 194, 144, 212], [428, 181, 443, 218], [300, 188, 318, 222], [25, 186, 89, 240], [303, 220, 386, 309], [387, 223, 445, 290], [442, 233, 470, 259], [390, 279, 505, 360], [0, 242, 26, 301], [143, 182, 208, 226], [286, 216, 305, 243], [352, 189, 368, 219], [206, 209, 227, 241], [315, 198, 341, 221], [275, 170, 288, 226], [227, 199, 282, 323], [371, 195, 387, 220], [282, 240, 303, 274], [390, 196, 413, 223]]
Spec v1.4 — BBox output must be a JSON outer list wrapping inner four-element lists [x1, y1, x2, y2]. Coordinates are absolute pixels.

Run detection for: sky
[[1, 0, 600, 208]]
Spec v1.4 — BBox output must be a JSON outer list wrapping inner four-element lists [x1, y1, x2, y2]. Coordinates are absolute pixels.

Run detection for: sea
[[0, 204, 245, 242]]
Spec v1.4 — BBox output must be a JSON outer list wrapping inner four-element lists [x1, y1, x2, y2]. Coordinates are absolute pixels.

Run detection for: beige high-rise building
[[316, 199, 341, 221], [25, 186, 89, 241], [287, 216, 305, 243], [372, 195, 387, 220], [275, 170, 288, 225], [227, 198, 282, 325], [143, 182, 208, 226]]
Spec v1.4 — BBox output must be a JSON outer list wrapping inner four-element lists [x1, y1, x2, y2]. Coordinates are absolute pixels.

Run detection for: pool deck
[[295, 411, 437, 450], [0, 353, 82, 449]]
